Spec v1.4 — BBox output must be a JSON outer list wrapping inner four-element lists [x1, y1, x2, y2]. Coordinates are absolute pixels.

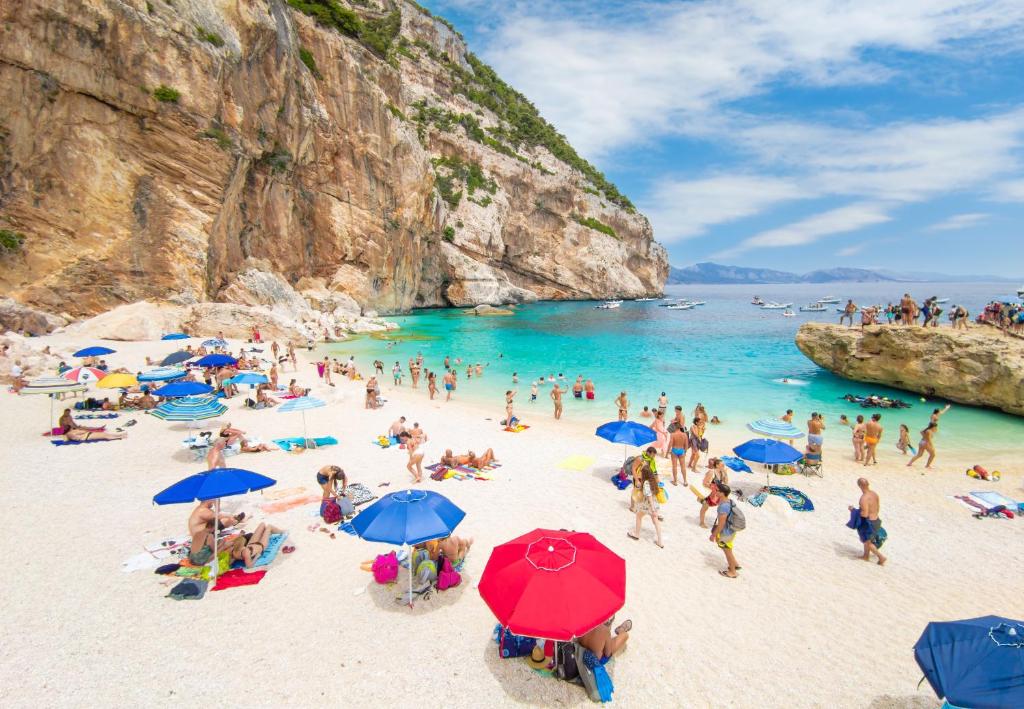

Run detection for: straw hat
[[526, 645, 549, 670]]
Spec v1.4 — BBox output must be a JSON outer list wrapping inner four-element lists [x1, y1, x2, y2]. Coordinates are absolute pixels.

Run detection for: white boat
[[683, 300, 706, 306], [934, 298, 949, 304], [782, 309, 795, 317], [594, 301, 621, 310], [665, 303, 694, 310], [799, 303, 828, 312], [634, 297, 656, 302], [1018, 286, 1024, 298], [761, 301, 793, 309], [752, 296, 764, 305], [817, 296, 841, 304]]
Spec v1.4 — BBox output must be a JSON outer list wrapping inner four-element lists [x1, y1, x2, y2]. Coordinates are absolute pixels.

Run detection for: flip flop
[[614, 619, 633, 635], [124, 419, 137, 427], [282, 545, 296, 554], [718, 570, 738, 579], [626, 532, 640, 541]]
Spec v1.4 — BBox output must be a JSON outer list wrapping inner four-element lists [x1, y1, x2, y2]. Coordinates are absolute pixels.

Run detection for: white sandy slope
[[1, 333, 1022, 709]]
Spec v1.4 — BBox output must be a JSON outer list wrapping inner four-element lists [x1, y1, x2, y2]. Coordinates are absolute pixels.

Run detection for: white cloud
[[926, 212, 990, 231], [714, 202, 893, 258], [838, 244, 866, 257], [990, 179, 1024, 201]]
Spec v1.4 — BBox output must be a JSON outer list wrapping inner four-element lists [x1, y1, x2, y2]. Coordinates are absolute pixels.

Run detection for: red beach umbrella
[[478, 529, 626, 641]]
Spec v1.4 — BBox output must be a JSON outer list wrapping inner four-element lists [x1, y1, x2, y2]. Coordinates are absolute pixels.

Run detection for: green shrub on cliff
[[287, 1, 400, 57], [573, 214, 618, 239], [299, 47, 321, 78], [153, 85, 180, 103], [360, 11, 401, 57], [0, 229, 25, 253], [442, 225, 455, 241], [196, 26, 225, 47]]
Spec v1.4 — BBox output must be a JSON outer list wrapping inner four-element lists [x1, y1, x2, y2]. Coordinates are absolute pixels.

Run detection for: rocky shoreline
[[796, 322, 1024, 416]]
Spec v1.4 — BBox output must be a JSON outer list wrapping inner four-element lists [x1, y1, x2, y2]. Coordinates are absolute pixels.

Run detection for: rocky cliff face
[[0, 0, 666, 319], [796, 323, 1024, 416]]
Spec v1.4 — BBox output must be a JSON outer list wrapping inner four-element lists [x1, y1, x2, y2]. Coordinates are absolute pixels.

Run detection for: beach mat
[[264, 486, 307, 501], [766, 486, 814, 511], [503, 425, 530, 433], [74, 413, 119, 420], [971, 491, 1020, 509], [210, 569, 267, 591], [51, 438, 118, 446], [558, 455, 595, 471], [260, 494, 320, 514], [231, 533, 288, 569], [346, 483, 376, 506], [272, 436, 338, 452]]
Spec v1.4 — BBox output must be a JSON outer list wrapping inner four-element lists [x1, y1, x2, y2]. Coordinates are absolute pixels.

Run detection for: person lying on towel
[[229, 522, 285, 569], [440, 448, 497, 469]]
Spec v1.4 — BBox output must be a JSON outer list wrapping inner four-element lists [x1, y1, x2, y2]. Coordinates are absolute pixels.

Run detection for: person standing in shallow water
[[615, 391, 628, 421], [550, 381, 567, 420], [863, 413, 882, 466]]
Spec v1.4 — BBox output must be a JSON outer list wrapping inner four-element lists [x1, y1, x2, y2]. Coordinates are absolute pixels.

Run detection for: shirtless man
[[862, 413, 883, 466], [839, 299, 857, 326], [851, 478, 887, 565], [614, 391, 629, 422], [187, 500, 243, 565], [409, 422, 426, 445], [657, 392, 668, 416], [899, 293, 915, 326], [550, 382, 567, 420], [668, 424, 689, 486], [287, 342, 297, 371], [389, 416, 408, 438], [443, 370, 456, 402], [584, 379, 595, 400], [572, 377, 584, 400], [399, 431, 425, 483], [206, 437, 228, 470], [441, 447, 497, 469], [807, 412, 825, 451], [670, 405, 686, 431]]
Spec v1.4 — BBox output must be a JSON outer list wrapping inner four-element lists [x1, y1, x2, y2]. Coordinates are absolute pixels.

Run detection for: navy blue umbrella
[[160, 350, 193, 366], [161, 333, 190, 341], [153, 467, 276, 588], [194, 354, 237, 368], [733, 438, 803, 464], [352, 489, 465, 606], [914, 616, 1024, 709], [153, 380, 214, 398], [73, 346, 116, 357], [596, 420, 658, 461]]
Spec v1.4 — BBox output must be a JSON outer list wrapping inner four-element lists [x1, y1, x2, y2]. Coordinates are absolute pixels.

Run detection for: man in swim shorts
[[807, 412, 825, 450], [710, 483, 740, 578], [851, 478, 886, 565], [550, 381, 567, 420], [863, 413, 883, 466], [573, 376, 584, 399], [668, 425, 689, 486], [584, 379, 595, 400], [188, 500, 242, 564]]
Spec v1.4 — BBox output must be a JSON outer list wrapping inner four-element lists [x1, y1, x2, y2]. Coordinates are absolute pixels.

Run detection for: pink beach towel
[[210, 569, 267, 590]]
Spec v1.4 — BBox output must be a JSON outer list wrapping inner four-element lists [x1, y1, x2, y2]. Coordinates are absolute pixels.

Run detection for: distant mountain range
[[667, 262, 1019, 285]]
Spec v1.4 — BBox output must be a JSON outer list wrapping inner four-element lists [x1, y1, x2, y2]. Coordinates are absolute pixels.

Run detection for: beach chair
[[797, 451, 823, 477]]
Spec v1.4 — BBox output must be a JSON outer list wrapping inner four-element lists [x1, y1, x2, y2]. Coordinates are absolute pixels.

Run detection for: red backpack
[[372, 551, 398, 584], [321, 498, 342, 524]]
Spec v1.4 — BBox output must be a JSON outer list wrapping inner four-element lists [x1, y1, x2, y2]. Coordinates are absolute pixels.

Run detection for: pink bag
[[371, 552, 398, 584], [436, 556, 461, 590]]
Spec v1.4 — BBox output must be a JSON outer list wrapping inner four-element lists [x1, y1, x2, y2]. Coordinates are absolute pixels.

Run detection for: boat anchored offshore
[[782, 309, 795, 317], [761, 301, 793, 310], [752, 296, 765, 305], [595, 301, 621, 310], [817, 296, 841, 304], [799, 303, 828, 312], [665, 302, 695, 310]]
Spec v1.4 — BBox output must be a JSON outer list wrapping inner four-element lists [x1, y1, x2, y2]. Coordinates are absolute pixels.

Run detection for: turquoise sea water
[[325, 282, 1024, 455]]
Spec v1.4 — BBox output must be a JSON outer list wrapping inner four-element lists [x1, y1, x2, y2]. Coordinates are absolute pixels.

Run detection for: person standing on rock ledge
[[839, 299, 857, 326]]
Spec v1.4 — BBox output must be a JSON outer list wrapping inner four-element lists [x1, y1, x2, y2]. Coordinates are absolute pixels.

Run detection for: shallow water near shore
[[326, 282, 1024, 457]]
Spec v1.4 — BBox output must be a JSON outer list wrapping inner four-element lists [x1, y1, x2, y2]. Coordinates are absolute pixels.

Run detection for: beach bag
[[655, 483, 668, 504], [371, 551, 398, 584], [338, 496, 355, 517], [431, 467, 447, 482], [554, 642, 581, 683], [436, 556, 461, 590], [321, 498, 342, 524], [727, 502, 747, 531], [496, 626, 536, 659]]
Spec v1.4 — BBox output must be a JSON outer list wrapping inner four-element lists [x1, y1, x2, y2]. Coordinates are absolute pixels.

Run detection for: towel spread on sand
[[971, 491, 1020, 509], [264, 486, 307, 501], [748, 486, 814, 511], [503, 425, 530, 433], [51, 438, 119, 446], [260, 494, 320, 514], [230, 533, 288, 569], [345, 483, 376, 506], [272, 436, 338, 451], [210, 569, 267, 590], [557, 455, 596, 471], [74, 413, 119, 420]]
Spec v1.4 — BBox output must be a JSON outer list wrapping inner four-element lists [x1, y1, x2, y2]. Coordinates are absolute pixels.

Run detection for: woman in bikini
[[699, 458, 728, 528], [687, 414, 706, 473], [907, 422, 938, 469], [365, 376, 378, 409], [64, 427, 126, 442], [614, 391, 628, 421], [852, 414, 866, 462], [399, 431, 425, 482], [650, 409, 668, 458], [427, 371, 438, 400], [230, 522, 284, 569]]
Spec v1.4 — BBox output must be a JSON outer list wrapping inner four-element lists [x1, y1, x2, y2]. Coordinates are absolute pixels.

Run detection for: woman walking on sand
[[907, 422, 938, 469], [687, 413, 706, 473], [651, 409, 668, 457], [427, 370, 438, 400], [627, 448, 664, 548]]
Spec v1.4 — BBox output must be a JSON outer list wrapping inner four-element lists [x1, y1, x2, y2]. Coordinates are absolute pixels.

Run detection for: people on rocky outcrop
[[839, 299, 857, 326]]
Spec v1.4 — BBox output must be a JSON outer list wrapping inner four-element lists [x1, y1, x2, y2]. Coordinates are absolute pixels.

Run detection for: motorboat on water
[[934, 298, 949, 304], [1018, 285, 1024, 298], [752, 296, 764, 305], [799, 303, 828, 312], [782, 309, 795, 317], [683, 300, 706, 306], [665, 302, 695, 310], [594, 301, 621, 310], [634, 297, 656, 301], [761, 301, 793, 309], [817, 296, 841, 304]]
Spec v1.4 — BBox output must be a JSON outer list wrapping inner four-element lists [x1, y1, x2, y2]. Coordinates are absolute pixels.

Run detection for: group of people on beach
[[834, 403, 950, 470]]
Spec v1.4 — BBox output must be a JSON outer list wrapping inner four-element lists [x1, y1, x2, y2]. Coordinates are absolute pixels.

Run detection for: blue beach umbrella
[[733, 438, 803, 465], [596, 420, 657, 461], [160, 350, 193, 367], [227, 372, 268, 387], [194, 354, 237, 368], [747, 418, 804, 439], [352, 489, 466, 606], [161, 333, 190, 341], [914, 616, 1024, 709], [278, 396, 325, 442], [138, 367, 187, 383], [153, 467, 276, 588], [153, 381, 214, 398], [203, 338, 228, 348], [73, 346, 116, 358]]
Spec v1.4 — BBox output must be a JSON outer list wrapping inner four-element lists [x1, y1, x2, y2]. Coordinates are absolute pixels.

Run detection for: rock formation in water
[[0, 0, 667, 322], [796, 323, 1024, 416]]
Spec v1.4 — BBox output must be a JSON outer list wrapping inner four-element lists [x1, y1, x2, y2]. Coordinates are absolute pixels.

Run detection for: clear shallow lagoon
[[326, 282, 1024, 455]]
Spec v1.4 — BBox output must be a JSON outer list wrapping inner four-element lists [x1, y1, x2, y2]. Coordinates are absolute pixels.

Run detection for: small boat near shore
[[782, 309, 795, 317], [752, 296, 764, 305], [761, 301, 793, 309], [594, 301, 621, 310], [799, 303, 828, 312], [817, 296, 840, 304], [665, 302, 695, 310]]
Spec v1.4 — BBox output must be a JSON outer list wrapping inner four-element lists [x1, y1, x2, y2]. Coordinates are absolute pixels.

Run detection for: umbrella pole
[[49, 394, 54, 433], [408, 543, 413, 608], [212, 498, 220, 590], [302, 410, 309, 445]]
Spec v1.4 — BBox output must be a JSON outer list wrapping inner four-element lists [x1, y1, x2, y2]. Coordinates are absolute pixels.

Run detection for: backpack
[[554, 641, 581, 683], [436, 555, 461, 590], [321, 498, 342, 524], [371, 551, 398, 584], [727, 501, 746, 531], [495, 625, 536, 659]]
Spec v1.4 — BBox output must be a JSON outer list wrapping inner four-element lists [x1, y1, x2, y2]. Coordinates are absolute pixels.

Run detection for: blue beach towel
[[272, 436, 338, 451], [581, 649, 614, 702], [767, 486, 814, 511], [721, 455, 754, 473], [51, 438, 117, 446], [74, 413, 119, 420], [230, 533, 288, 570]]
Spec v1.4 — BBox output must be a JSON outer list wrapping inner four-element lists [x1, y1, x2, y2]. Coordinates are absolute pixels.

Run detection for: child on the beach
[[896, 424, 915, 455]]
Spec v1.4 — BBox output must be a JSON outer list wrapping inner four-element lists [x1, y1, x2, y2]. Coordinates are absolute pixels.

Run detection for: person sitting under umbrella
[[187, 500, 244, 565], [580, 616, 632, 660], [230, 522, 285, 568]]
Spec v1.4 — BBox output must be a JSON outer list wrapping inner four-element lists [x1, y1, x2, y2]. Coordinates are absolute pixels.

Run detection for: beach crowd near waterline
[[2, 319, 1022, 707]]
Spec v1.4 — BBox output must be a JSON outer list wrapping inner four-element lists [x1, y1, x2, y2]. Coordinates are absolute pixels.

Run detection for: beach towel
[[558, 455, 596, 471], [345, 483, 376, 506], [971, 491, 1020, 510], [264, 486, 307, 501], [74, 413, 119, 420], [50, 438, 117, 446], [721, 455, 754, 473], [272, 436, 338, 452], [44, 425, 105, 436], [766, 486, 814, 511], [259, 494, 320, 514], [503, 424, 530, 433], [846, 508, 887, 547], [210, 569, 267, 591], [230, 533, 288, 569], [747, 491, 768, 507]]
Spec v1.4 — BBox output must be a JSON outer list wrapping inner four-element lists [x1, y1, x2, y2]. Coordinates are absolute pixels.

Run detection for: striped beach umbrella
[[747, 418, 804, 439], [97, 372, 138, 389], [20, 377, 88, 431], [278, 395, 325, 442], [62, 366, 105, 384], [151, 395, 228, 422], [202, 338, 228, 349], [138, 367, 187, 382]]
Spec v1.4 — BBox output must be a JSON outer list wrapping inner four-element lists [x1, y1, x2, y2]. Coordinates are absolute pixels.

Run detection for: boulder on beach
[[63, 301, 186, 341], [0, 298, 67, 336]]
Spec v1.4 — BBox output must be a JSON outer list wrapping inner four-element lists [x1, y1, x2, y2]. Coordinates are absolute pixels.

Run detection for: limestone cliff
[[796, 323, 1024, 416], [0, 0, 667, 319]]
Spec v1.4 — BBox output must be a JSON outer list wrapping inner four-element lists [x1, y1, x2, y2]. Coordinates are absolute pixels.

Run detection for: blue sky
[[420, 0, 1024, 276]]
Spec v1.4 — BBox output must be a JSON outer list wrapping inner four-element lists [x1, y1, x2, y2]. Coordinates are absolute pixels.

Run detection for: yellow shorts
[[716, 533, 736, 549]]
